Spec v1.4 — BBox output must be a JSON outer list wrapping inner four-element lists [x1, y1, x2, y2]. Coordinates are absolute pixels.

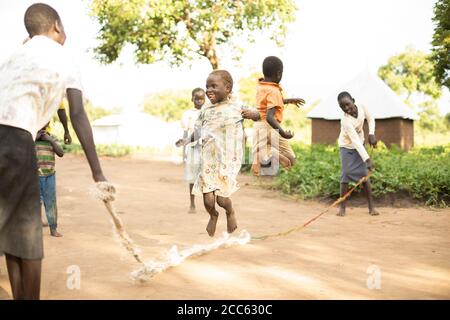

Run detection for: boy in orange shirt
[[252, 56, 305, 175]]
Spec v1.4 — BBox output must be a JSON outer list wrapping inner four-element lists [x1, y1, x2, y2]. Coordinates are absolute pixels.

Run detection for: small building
[[307, 70, 418, 150], [92, 112, 183, 148]]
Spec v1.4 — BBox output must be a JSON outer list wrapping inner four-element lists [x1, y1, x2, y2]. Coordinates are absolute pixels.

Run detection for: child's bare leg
[[337, 182, 348, 216], [216, 196, 237, 234], [363, 181, 379, 216], [188, 184, 196, 213], [278, 153, 292, 169], [21, 258, 41, 300], [203, 192, 219, 237], [5, 253, 24, 299]]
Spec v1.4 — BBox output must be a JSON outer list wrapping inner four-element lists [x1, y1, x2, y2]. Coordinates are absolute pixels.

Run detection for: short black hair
[[262, 56, 283, 78], [192, 87, 205, 96], [337, 91, 353, 101], [209, 70, 233, 90], [24, 3, 61, 37]]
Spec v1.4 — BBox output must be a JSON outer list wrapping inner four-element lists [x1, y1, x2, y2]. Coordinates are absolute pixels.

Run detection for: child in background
[[253, 56, 305, 175], [337, 91, 379, 217], [180, 88, 205, 213], [176, 70, 258, 237], [36, 125, 64, 237]]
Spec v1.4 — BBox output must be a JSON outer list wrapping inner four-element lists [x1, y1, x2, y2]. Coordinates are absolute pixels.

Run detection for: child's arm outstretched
[[266, 108, 294, 139], [241, 106, 260, 121], [283, 98, 305, 108], [176, 129, 200, 147], [66, 88, 108, 182]]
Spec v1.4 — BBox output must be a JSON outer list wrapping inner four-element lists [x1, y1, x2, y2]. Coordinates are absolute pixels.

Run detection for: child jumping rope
[[253, 56, 305, 175], [176, 70, 258, 236]]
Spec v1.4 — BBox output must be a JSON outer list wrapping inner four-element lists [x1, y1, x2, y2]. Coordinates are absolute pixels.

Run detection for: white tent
[[307, 70, 418, 120], [92, 112, 183, 148]]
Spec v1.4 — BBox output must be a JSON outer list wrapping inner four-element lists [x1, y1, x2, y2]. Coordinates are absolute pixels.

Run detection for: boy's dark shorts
[[0, 124, 43, 260]]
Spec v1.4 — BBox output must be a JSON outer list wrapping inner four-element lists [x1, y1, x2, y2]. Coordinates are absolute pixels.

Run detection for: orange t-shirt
[[256, 81, 284, 123]]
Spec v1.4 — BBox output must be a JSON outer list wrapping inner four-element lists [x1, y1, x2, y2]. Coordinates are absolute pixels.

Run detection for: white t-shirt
[[0, 35, 82, 140], [338, 104, 375, 162], [181, 108, 201, 135]]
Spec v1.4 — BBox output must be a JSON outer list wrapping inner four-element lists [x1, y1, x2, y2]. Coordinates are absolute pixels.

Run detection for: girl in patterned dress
[[177, 70, 257, 236]]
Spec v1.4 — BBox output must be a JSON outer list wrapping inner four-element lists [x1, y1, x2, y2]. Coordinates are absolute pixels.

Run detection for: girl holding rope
[[337, 91, 379, 217]]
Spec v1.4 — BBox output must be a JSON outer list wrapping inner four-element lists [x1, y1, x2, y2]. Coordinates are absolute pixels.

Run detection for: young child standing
[[0, 3, 113, 300], [180, 88, 205, 213], [176, 70, 256, 237], [337, 91, 379, 217], [36, 125, 64, 237], [253, 56, 305, 175]]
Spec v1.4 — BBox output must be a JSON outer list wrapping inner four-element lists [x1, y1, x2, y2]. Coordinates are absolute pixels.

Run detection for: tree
[[378, 47, 442, 103], [90, 0, 297, 69], [142, 89, 192, 122], [417, 100, 446, 132], [430, 0, 450, 90], [378, 47, 447, 134]]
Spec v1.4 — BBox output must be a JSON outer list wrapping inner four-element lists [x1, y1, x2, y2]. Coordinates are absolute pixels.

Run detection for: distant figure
[[36, 124, 64, 237], [181, 88, 205, 213], [337, 91, 379, 217], [252, 56, 305, 175]]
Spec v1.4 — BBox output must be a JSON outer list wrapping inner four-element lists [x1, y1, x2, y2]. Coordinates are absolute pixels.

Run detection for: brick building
[[307, 70, 418, 150]]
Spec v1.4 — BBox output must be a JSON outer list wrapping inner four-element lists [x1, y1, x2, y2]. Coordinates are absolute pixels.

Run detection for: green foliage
[[62, 143, 132, 157], [238, 71, 262, 106], [417, 100, 447, 132], [378, 46, 442, 100], [142, 89, 192, 122], [276, 143, 450, 207], [445, 112, 450, 127], [378, 47, 447, 137], [84, 101, 122, 122], [89, 0, 297, 69], [431, 0, 450, 90]]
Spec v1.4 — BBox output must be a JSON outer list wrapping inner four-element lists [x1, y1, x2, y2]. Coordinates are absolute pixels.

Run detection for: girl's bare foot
[[369, 209, 379, 216], [206, 211, 219, 237], [337, 206, 346, 217], [226, 210, 238, 234]]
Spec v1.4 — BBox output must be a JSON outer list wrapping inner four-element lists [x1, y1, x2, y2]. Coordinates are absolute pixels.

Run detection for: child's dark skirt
[[0, 124, 43, 260], [340, 147, 369, 184]]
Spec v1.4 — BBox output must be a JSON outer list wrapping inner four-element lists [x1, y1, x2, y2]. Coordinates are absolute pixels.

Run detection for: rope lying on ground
[[251, 170, 373, 241], [130, 230, 251, 281], [92, 182, 251, 281]]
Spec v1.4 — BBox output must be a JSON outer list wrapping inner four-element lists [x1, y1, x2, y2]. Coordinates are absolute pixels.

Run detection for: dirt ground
[[1, 154, 449, 300]]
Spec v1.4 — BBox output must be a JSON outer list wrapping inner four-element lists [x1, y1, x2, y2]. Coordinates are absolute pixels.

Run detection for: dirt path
[[1, 155, 449, 299]]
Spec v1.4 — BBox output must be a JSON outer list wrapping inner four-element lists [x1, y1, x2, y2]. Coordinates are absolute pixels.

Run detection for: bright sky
[[1, 0, 448, 113]]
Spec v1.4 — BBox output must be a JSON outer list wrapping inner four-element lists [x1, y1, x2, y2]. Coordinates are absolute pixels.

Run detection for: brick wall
[[311, 118, 414, 150]]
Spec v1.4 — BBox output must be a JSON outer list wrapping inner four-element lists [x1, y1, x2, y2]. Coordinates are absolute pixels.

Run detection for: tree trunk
[[202, 32, 219, 70], [207, 48, 219, 70]]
